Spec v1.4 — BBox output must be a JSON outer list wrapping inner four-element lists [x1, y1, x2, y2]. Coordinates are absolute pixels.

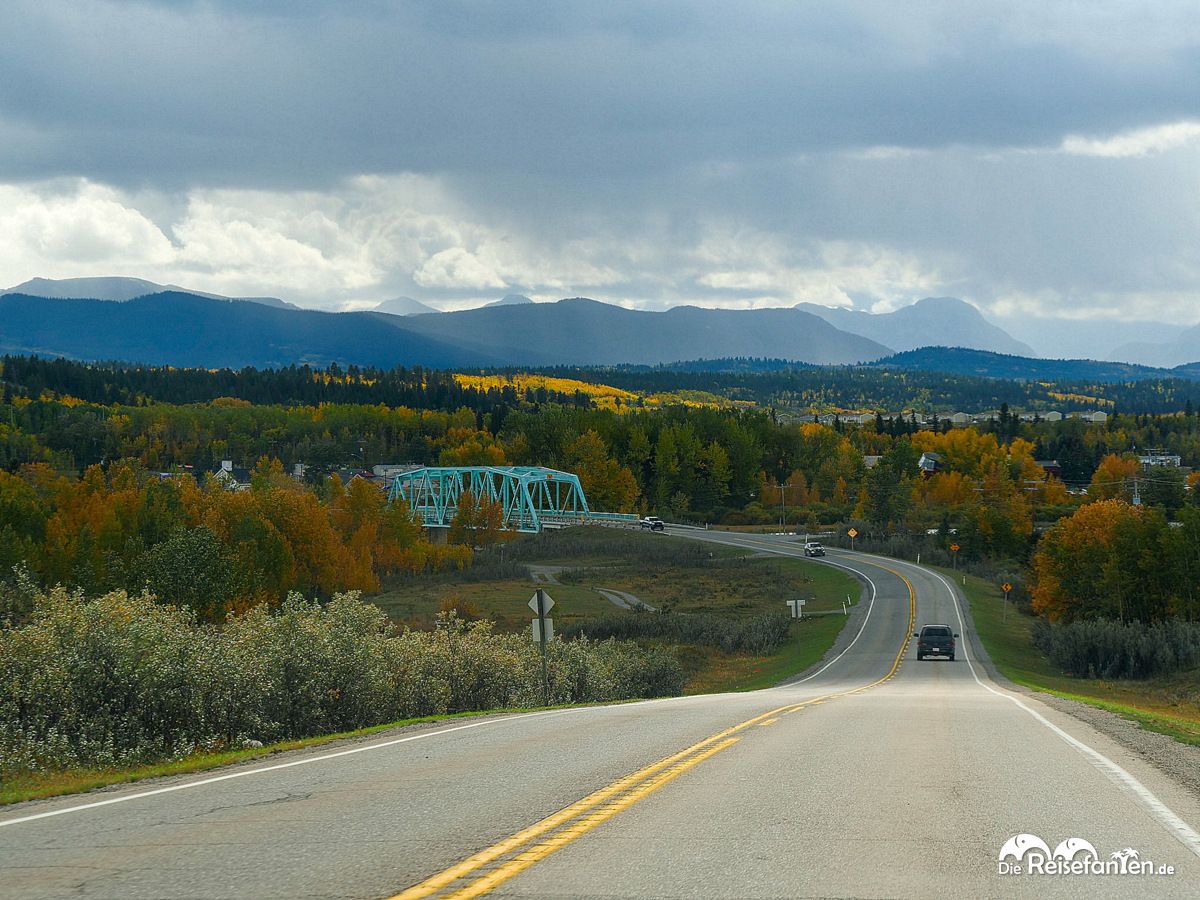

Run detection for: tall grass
[[560, 610, 791, 655], [0, 588, 682, 780]]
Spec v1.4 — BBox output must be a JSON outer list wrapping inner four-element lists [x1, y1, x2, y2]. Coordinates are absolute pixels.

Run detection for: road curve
[[2, 531, 1199, 898]]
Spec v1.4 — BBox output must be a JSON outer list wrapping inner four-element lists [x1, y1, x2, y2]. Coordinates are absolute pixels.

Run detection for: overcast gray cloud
[[1, 1, 1199, 334]]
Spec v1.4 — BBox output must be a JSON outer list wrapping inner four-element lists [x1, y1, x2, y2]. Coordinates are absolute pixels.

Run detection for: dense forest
[[529, 362, 1200, 415], [12, 353, 1200, 419], [0, 355, 590, 412], [3, 354, 1200, 632]]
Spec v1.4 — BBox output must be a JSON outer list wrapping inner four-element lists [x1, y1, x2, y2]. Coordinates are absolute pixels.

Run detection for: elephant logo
[[1053, 838, 1098, 860], [998, 834, 1052, 861]]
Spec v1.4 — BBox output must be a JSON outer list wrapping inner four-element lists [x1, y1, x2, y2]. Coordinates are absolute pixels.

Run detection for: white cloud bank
[[0, 176, 948, 312], [1060, 120, 1200, 158]]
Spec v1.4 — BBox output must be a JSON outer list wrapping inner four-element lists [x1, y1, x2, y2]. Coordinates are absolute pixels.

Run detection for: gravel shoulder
[[952, 571, 1200, 801]]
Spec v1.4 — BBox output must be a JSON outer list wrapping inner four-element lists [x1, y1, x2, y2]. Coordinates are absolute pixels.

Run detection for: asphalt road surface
[[3, 531, 1199, 898]]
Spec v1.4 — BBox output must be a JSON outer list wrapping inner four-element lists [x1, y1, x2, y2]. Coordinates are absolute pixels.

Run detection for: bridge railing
[[585, 512, 640, 528]]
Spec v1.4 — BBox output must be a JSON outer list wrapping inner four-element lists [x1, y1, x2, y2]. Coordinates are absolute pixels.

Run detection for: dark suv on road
[[913, 624, 958, 661]]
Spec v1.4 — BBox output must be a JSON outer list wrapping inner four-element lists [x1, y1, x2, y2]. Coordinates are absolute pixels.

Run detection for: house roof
[[212, 466, 252, 484]]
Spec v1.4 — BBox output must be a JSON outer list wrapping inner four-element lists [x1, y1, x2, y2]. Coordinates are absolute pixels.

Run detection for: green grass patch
[[682, 612, 851, 694], [948, 568, 1200, 748], [369, 528, 862, 695]]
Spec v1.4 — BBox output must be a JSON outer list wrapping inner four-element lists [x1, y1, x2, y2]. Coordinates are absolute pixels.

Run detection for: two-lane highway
[[3, 531, 1199, 898]]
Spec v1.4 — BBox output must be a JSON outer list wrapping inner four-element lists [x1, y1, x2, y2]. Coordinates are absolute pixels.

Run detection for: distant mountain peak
[[4, 276, 167, 301], [910, 296, 973, 309], [794, 296, 1035, 357], [373, 296, 438, 316]]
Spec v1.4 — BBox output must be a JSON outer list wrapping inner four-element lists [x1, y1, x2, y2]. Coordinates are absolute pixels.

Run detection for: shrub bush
[[0, 588, 683, 779], [1032, 618, 1200, 679]]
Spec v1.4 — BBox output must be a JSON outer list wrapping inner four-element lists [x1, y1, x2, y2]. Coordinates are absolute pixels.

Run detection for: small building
[[1035, 459, 1062, 479], [1139, 450, 1182, 468], [211, 460, 252, 491], [918, 452, 943, 477], [949, 412, 972, 427], [334, 467, 376, 486], [862, 455, 882, 469], [1043, 411, 1062, 422]]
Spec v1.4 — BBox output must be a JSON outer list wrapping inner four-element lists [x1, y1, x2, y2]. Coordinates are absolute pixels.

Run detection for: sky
[[1, 0, 1199, 334]]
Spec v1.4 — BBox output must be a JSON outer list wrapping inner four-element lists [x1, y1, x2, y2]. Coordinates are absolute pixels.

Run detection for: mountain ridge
[[0, 292, 498, 369], [1109, 321, 1200, 368], [3, 276, 298, 309], [794, 297, 1036, 356], [394, 297, 892, 366]]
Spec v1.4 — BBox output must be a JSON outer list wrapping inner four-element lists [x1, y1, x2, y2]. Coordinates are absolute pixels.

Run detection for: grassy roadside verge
[[946, 568, 1200, 748], [681, 612, 851, 694]]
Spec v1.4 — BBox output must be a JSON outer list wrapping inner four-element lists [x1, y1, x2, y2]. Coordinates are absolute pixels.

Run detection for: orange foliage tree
[[1031, 499, 1147, 622], [3, 460, 447, 622], [1088, 454, 1138, 500]]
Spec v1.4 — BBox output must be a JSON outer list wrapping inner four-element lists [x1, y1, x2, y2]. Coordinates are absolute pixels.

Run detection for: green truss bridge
[[387, 465, 637, 533]]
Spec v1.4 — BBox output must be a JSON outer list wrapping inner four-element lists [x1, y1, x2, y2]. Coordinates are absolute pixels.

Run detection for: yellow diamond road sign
[[847, 528, 858, 538], [1003, 582, 1012, 593], [950, 543, 960, 552]]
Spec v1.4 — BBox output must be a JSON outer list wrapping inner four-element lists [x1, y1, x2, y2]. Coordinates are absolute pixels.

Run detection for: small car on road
[[640, 516, 666, 532], [803, 541, 825, 557], [913, 624, 958, 660]]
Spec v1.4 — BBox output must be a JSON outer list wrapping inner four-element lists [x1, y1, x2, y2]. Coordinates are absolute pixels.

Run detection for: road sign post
[[1002, 582, 1012, 622], [950, 543, 960, 570], [530, 589, 555, 706], [847, 527, 858, 551]]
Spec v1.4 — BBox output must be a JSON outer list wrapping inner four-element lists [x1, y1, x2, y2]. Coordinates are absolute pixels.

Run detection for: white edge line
[[888, 552, 1200, 860], [0, 708, 586, 829]]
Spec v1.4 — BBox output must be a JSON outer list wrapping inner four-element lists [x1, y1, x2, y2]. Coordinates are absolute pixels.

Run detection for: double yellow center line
[[394, 561, 916, 899]]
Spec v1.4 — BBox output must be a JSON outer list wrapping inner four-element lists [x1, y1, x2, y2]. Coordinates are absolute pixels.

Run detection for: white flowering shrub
[[0, 589, 682, 779]]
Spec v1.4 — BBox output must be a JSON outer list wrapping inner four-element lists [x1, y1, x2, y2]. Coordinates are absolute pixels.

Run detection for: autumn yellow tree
[[448, 489, 507, 547], [1031, 499, 1141, 621], [565, 430, 640, 513], [1088, 454, 1138, 500]]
